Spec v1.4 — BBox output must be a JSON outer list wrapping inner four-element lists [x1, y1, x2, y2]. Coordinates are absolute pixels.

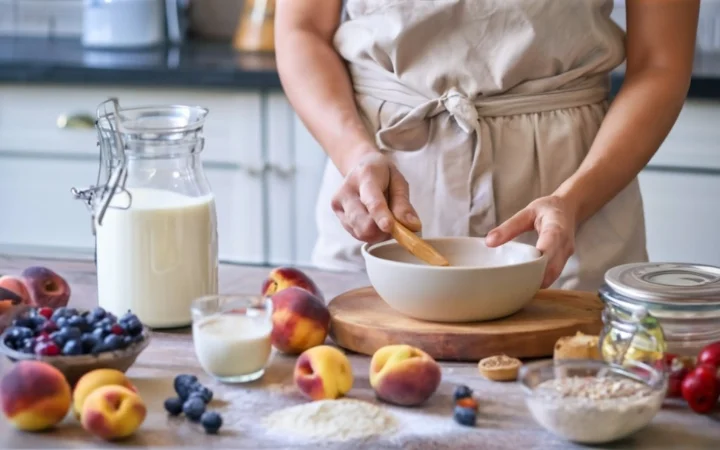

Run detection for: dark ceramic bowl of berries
[[0, 306, 150, 385]]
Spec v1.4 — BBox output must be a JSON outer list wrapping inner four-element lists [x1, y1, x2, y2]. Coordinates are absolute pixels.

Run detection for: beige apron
[[311, 0, 649, 291]]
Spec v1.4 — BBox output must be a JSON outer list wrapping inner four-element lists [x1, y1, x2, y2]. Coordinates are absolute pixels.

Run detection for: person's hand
[[485, 196, 577, 288], [331, 152, 421, 243]]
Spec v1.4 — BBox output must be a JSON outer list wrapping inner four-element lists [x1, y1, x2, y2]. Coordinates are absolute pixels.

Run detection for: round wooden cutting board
[[328, 287, 604, 361]]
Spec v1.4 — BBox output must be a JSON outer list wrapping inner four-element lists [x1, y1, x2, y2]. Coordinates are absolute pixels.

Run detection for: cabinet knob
[[57, 113, 95, 129]]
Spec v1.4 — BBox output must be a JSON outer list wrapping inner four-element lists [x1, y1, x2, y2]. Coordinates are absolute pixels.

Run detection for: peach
[[21, 266, 70, 309], [0, 360, 72, 431], [0, 275, 31, 315], [262, 266, 324, 300], [294, 345, 353, 400], [270, 286, 330, 354], [369, 345, 442, 407], [81, 385, 146, 441], [72, 368, 137, 419]]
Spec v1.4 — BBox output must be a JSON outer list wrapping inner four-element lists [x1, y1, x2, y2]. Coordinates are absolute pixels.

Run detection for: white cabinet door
[[0, 156, 97, 257], [639, 169, 720, 266], [205, 165, 265, 265], [265, 94, 328, 267]]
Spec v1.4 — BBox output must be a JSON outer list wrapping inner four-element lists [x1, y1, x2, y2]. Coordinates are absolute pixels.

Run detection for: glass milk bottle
[[72, 98, 219, 329]]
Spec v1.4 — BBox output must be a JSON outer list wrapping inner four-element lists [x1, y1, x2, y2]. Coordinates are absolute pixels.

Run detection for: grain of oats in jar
[[518, 358, 666, 444]]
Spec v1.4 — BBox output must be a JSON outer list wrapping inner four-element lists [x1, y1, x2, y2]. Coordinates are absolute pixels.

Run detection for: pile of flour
[[262, 398, 398, 442]]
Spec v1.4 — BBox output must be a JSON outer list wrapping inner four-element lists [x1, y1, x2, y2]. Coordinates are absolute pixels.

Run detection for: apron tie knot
[[442, 89, 478, 134]]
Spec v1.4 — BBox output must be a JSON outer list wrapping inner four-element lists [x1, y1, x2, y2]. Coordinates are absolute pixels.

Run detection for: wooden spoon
[[390, 220, 450, 266]]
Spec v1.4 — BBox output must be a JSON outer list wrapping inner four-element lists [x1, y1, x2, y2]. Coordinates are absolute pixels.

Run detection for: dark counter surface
[[1, 37, 720, 99], [0, 37, 280, 90]]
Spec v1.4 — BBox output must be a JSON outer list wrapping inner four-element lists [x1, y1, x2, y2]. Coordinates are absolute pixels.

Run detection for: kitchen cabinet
[[0, 85, 267, 264], [638, 99, 720, 267]]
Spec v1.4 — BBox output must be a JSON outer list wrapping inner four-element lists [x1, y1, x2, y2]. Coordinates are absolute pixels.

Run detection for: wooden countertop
[[1, 254, 719, 449]]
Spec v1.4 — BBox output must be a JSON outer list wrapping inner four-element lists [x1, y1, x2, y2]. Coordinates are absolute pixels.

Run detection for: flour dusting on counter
[[262, 399, 397, 442]]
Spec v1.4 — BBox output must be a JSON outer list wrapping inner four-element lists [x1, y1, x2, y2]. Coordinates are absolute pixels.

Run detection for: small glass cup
[[191, 294, 273, 383]]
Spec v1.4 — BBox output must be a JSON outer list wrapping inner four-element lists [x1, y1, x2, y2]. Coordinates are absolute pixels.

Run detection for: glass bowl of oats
[[518, 358, 667, 444]]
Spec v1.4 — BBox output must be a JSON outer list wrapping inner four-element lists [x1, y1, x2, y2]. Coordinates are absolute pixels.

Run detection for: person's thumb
[[388, 167, 421, 232]]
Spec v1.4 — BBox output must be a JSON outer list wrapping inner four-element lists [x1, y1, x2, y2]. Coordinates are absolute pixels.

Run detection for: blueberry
[[453, 385, 473, 401], [92, 327, 108, 340], [51, 307, 68, 321], [131, 334, 144, 344], [62, 339, 84, 356], [91, 307, 107, 320], [124, 318, 143, 337], [121, 336, 133, 348], [81, 334, 99, 353], [62, 326, 82, 340], [31, 316, 46, 328], [103, 334, 123, 351], [190, 383, 213, 404], [55, 317, 68, 329], [97, 317, 114, 329], [119, 311, 138, 324], [182, 397, 206, 422], [200, 411, 223, 434], [12, 317, 36, 329], [50, 331, 68, 347], [453, 406, 477, 427], [65, 308, 79, 317], [174, 374, 198, 399], [68, 315, 89, 332], [9, 326, 34, 341], [164, 397, 184, 416]]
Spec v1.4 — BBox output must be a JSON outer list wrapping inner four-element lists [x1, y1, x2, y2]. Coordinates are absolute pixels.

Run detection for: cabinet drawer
[[0, 85, 262, 166]]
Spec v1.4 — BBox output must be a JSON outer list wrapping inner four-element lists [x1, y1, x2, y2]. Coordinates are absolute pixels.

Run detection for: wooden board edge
[[329, 319, 604, 362]]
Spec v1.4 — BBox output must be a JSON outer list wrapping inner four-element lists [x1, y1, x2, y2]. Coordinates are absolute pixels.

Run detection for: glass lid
[[603, 262, 720, 308]]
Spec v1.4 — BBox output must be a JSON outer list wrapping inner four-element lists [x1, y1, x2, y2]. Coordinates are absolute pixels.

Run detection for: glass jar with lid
[[599, 262, 720, 364], [72, 98, 219, 329]]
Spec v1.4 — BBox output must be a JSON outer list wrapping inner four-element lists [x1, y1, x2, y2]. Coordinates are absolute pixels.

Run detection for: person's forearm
[[555, 68, 690, 224], [555, 0, 698, 225], [276, 29, 377, 176]]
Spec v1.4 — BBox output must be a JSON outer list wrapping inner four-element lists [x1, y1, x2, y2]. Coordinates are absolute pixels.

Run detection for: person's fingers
[[536, 221, 574, 288], [341, 196, 385, 242], [485, 208, 535, 247], [388, 167, 421, 232], [358, 179, 394, 234]]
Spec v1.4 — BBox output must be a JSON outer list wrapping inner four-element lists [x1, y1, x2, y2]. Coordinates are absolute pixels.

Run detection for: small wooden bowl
[[0, 328, 151, 386]]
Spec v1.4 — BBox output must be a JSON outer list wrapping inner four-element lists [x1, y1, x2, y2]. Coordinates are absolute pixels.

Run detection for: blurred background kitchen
[[0, 0, 718, 269]]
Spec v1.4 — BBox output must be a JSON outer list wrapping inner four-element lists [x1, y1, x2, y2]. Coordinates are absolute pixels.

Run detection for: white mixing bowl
[[361, 237, 548, 323]]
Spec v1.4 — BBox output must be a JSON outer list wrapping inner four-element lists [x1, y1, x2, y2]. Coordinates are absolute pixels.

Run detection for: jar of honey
[[599, 262, 720, 365]]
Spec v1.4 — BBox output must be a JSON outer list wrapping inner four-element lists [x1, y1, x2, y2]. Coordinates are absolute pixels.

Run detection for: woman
[[275, 0, 699, 291]]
